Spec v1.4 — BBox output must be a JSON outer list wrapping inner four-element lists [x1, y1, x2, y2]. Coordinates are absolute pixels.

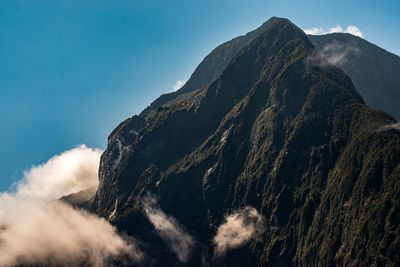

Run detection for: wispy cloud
[[0, 145, 143, 267], [305, 41, 360, 68], [142, 193, 195, 263], [318, 41, 360, 66], [172, 79, 186, 92], [304, 24, 363, 37], [213, 207, 264, 257]]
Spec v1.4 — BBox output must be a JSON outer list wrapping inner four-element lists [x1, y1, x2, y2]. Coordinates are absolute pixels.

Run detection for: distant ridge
[[140, 19, 400, 120], [309, 33, 400, 120]]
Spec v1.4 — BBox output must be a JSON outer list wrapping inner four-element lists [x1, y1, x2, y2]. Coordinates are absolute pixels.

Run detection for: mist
[[306, 41, 360, 68], [0, 145, 143, 267], [142, 193, 195, 263], [213, 207, 264, 257]]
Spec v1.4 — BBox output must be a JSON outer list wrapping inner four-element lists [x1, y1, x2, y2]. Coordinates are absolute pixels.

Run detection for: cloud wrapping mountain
[[213, 207, 264, 257], [317, 41, 360, 66], [0, 196, 142, 267], [0, 145, 143, 267], [305, 41, 360, 68], [142, 193, 195, 263], [16, 145, 102, 200]]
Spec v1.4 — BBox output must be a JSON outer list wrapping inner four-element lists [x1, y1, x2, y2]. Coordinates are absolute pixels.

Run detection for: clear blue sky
[[0, 0, 399, 190]]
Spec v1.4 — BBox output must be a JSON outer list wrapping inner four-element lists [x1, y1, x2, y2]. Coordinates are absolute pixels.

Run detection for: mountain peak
[[262, 16, 292, 26], [252, 17, 307, 42], [262, 16, 297, 28], [139, 17, 309, 118]]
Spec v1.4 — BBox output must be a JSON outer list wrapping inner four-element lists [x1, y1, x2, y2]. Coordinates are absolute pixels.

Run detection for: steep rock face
[[309, 33, 400, 120], [94, 18, 400, 266]]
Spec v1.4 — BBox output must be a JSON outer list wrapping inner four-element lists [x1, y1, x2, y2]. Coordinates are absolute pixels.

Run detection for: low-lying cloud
[[213, 207, 264, 257], [0, 145, 143, 267], [304, 24, 363, 37], [142, 193, 195, 263], [16, 144, 102, 200], [0, 196, 142, 267], [318, 41, 360, 67], [306, 41, 360, 68]]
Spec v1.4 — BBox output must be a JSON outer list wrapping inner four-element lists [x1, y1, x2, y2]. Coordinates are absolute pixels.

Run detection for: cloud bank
[[304, 24, 363, 37], [0, 145, 143, 267], [16, 144, 102, 200], [0, 196, 142, 267], [213, 207, 264, 257], [142, 193, 195, 263]]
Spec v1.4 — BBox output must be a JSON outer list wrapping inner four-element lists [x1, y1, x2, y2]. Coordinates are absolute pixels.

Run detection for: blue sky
[[0, 0, 399, 190]]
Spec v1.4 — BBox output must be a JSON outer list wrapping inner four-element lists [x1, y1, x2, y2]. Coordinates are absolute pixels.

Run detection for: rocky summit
[[93, 17, 400, 266]]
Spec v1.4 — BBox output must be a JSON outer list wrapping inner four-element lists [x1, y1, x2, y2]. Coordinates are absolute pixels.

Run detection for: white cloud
[[172, 79, 186, 92], [304, 24, 363, 37], [142, 193, 194, 263], [319, 41, 360, 66], [378, 122, 400, 132], [328, 25, 344, 34], [213, 207, 265, 257], [303, 27, 324, 35], [16, 144, 102, 201], [305, 40, 360, 68], [0, 196, 142, 267], [345, 25, 363, 37], [0, 145, 144, 267]]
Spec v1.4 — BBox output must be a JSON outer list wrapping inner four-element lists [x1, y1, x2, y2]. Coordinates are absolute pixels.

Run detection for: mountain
[[139, 17, 287, 118], [140, 19, 400, 121], [94, 18, 400, 266], [309, 33, 400, 120]]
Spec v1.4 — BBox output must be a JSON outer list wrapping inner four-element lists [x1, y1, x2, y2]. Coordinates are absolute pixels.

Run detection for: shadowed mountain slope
[[94, 18, 400, 266]]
